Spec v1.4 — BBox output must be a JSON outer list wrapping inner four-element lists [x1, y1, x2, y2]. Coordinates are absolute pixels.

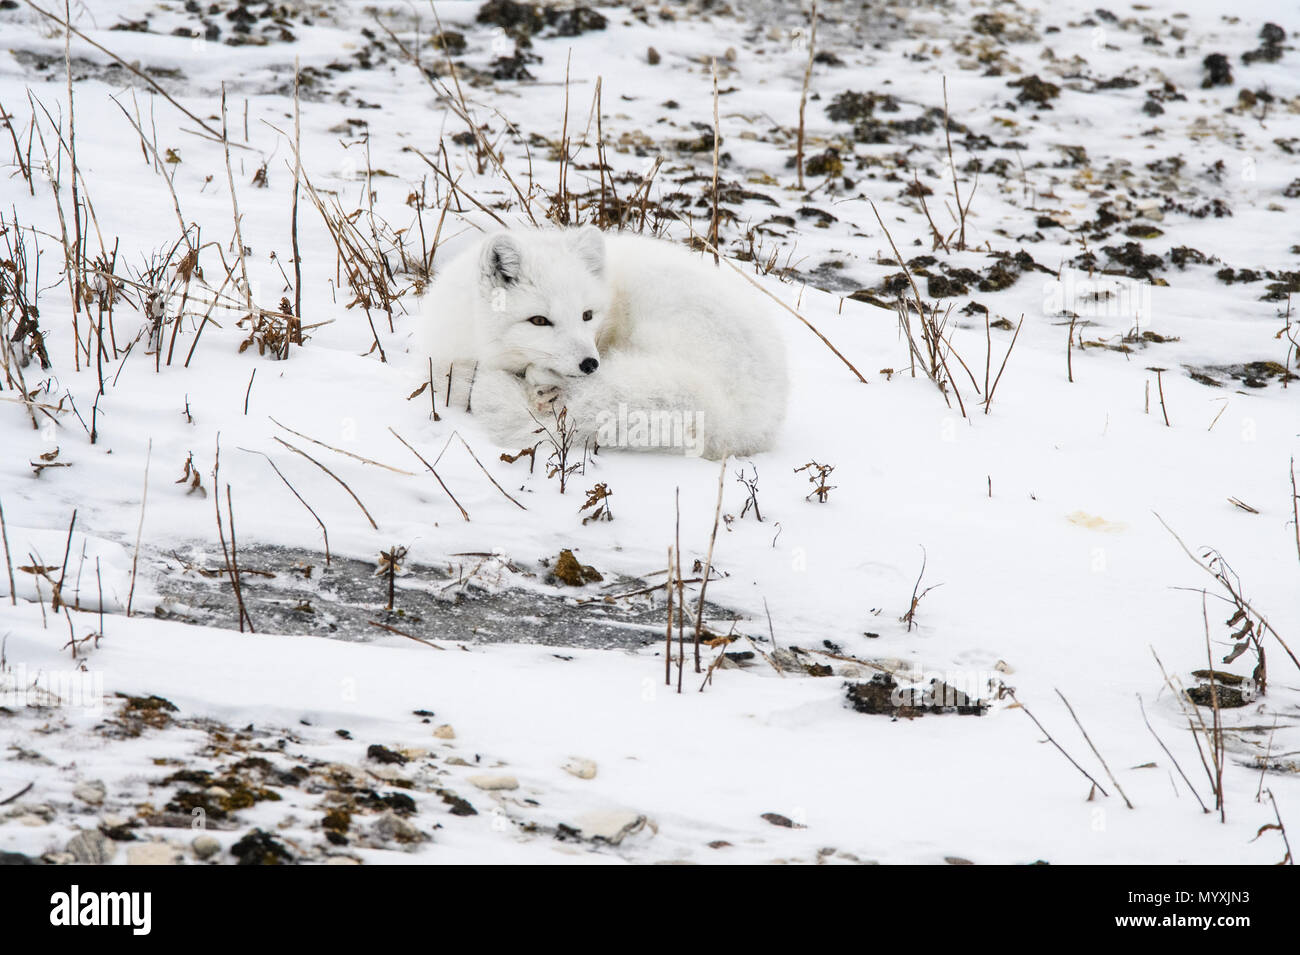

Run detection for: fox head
[[474, 226, 611, 380]]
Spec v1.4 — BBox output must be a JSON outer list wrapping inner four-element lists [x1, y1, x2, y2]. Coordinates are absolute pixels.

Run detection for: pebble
[[72, 780, 106, 806], [373, 811, 424, 844], [468, 774, 518, 791], [562, 758, 597, 780], [433, 724, 456, 740], [192, 835, 221, 860], [66, 829, 115, 865], [127, 842, 184, 865], [575, 811, 647, 845]]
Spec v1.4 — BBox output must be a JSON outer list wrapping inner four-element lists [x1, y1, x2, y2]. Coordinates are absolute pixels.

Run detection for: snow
[[0, 0, 1296, 864]]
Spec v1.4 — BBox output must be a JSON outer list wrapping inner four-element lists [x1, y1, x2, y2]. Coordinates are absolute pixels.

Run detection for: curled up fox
[[418, 226, 788, 460]]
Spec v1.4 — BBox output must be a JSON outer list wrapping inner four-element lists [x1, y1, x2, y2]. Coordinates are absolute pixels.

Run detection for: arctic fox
[[418, 226, 788, 459]]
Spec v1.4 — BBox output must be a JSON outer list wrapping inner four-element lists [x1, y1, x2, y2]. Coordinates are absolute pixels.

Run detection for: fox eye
[[582, 310, 594, 322], [527, 315, 552, 327]]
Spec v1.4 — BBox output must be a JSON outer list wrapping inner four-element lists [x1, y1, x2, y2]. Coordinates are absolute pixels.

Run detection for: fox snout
[[579, 357, 599, 375]]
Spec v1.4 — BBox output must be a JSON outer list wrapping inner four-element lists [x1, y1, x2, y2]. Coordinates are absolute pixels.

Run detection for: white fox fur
[[417, 226, 788, 459]]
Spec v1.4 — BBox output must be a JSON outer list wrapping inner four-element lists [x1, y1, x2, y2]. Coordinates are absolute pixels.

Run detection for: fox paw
[[530, 383, 563, 416]]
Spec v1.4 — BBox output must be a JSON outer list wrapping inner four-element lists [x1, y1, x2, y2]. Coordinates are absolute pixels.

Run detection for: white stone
[[576, 811, 648, 845], [562, 758, 597, 780], [468, 774, 518, 791], [127, 842, 184, 865], [73, 780, 106, 806]]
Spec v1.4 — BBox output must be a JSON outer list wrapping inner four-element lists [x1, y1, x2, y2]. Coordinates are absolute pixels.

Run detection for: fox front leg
[[524, 365, 565, 416]]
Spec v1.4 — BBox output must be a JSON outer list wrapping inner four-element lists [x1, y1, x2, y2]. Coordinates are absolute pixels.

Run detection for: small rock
[[562, 758, 597, 780], [445, 756, 472, 767], [366, 744, 408, 765], [761, 812, 795, 828], [66, 829, 115, 865], [945, 856, 975, 865], [8, 803, 54, 823], [373, 811, 426, 844], [72, 780, 106, 806], [469, 774, 518, 791], [576, 811, 647, 845], [433, 724, 456, 740], [192, 835, 220, 860], [647, 46, 660, 65], [127, 842, 184, 865], [230, 829, 292, 865]]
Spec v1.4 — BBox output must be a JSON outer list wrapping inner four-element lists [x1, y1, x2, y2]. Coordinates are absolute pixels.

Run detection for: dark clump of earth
[[1008, 74, 1061, 106], [845, 673, 987, 717], [1202, 53, 1233, 88], [231, 829, 294, 865]]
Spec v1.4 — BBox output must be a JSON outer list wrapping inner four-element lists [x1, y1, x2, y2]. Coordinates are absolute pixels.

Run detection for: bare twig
[[273, 436, 379, 530], [985, 315, 1025, 414], [664, 544, 674, 687], [1203, 593, 1225, 821], [290, 57, 303, 345], [1055, 689, 1134, 809], [1154, 513, 1299, 674], [708, 57, 720, 255], [270, 416, 412, 475], [692, 456, 728, 672], [239, 448, 330, 565], [1005, 688, 1111, 798], [0, 495, 16, 605], [221, 85, 253, 322], [225, 484, 253, 632], [1261, 790, 1293, 864], [795, 1, 818, 191], [388, 428, 469, 522], [125, 440, 150, 616], [450, 431, 526, 510], [1136, 693, 1209, 812], [367, 619, 444, 650]]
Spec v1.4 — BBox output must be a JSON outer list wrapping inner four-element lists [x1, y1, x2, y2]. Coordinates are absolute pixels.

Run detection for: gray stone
[[66, 829, 115, 865], [72, 780, 106, 806]]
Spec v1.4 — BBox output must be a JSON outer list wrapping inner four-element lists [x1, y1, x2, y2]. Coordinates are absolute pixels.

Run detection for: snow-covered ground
[[0, 0, 1297, 864]]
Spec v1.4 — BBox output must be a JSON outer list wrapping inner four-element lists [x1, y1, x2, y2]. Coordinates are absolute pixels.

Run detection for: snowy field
[[0, 0, 1297, 865]]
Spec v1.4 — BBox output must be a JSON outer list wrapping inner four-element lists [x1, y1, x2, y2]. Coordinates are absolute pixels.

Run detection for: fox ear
[[566, 225, 605, 275], [481, 234, 522, 287]]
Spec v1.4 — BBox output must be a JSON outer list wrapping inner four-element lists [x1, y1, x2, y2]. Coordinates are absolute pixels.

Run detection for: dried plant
[[735, 464, 762, 520], [795, 460, 835, 503], [579, 483, 614, 524], [174, 452, 206, 498], [538, 406, 583, 494], [376, 546, 409, 612]]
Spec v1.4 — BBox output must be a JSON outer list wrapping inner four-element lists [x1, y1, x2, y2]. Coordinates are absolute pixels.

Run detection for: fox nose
[[579, 357, 599, 375]]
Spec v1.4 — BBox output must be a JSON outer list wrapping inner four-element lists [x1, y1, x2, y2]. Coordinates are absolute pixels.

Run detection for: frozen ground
[[0, 0, 1297, 864]]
